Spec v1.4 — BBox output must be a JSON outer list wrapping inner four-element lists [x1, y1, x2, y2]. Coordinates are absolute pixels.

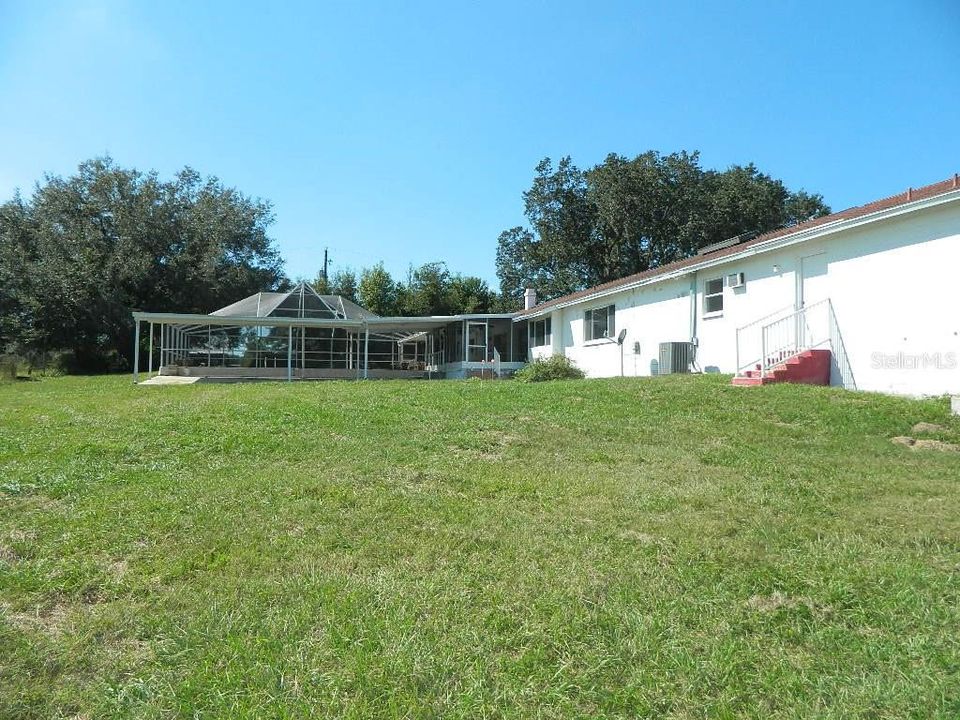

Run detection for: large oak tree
[[496, 151, 830, 303], [0, 157, 284, 371]]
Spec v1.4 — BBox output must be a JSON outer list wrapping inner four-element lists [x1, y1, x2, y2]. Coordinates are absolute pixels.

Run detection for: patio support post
[[363, 325, 370, 379], [207, 325, 212, 368], [132, 320, 140, 384], [287, 325, 293, 382], [148, 322, 154, 375]]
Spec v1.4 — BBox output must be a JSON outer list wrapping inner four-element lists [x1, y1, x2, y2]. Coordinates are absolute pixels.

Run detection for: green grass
[[1, 374, 959, 719]]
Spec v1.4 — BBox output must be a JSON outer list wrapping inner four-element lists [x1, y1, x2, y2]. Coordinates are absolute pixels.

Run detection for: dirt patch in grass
[[2, 600, 72, 636], [106, 559, 129, 579], [892, 436, 959, 452], [914, 439, 960, 452], [8, 528, 37, 543], [450, 430, 519, 462], [451, 447, 504, 462], [745, 591, 827, 614], [0, 543, 19, 563], [619, 529, 659, 545], [912, 422, 947, 434]]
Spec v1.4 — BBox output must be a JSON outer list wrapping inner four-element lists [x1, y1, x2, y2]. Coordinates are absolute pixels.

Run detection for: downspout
[[688, 271, 698, 352], [690, 270, 700, 370]]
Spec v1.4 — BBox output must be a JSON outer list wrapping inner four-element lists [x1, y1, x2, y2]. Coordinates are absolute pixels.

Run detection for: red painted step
[[732, 349, 831, 387]]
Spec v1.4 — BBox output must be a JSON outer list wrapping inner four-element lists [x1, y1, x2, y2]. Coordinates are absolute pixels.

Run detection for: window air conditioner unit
[[726, 272, 745, 289]]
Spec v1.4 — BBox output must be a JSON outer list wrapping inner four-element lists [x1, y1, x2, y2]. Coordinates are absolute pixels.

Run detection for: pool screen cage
[[131, 282, 527, 382]]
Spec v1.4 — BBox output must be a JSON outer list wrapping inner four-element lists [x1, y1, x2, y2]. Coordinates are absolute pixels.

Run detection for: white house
[[515, 176, 960, 396]]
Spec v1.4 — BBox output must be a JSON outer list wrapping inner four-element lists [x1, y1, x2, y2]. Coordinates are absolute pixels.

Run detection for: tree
[[494, 226, 538, 307], [311, 273, 331, 294], [496, 152, 830, 303], [587, 150, 708, 279], [0, 194, 42, 355], [784, 189, 831, 227], [398, 262, 453, 316], [329, 268, 358, 301], [320, 261, 493, 317], [447, 275, 492, 314], [0, 156, 284, 371], [357, 263, 397, 316]]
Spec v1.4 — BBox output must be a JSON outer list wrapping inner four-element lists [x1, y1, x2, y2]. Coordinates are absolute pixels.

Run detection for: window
[[530, 317, 551, 347], [703, 278, 724, 315], [584, 305, 615, 341]]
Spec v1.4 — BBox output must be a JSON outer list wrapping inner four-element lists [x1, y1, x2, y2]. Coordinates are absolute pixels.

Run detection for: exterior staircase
[[731, 349, 831, 386], [731, 298, 854, 389]]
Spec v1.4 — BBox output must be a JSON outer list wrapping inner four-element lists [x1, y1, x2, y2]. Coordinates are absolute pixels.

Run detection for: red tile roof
[[519, 174, 960, 317]]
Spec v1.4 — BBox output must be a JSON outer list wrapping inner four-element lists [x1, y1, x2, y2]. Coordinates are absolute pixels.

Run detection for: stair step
[[733, 348, 832, 388]]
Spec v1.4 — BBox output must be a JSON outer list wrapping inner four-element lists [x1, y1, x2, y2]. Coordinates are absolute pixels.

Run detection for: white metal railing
[[759, 298, 830, 377], [827, 301, 857, 390], [734, 303, 796, 375]]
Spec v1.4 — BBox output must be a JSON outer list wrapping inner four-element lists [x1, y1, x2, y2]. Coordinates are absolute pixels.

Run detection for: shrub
[[514, 355, 585, 383]]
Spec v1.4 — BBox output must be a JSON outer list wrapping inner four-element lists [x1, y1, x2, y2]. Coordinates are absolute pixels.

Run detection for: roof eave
[[514, 189, 960, 320], [131, 312, 366, 328]]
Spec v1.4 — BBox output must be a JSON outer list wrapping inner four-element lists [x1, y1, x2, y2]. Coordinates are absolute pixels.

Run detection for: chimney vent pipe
[[523, 288, 537, 310]]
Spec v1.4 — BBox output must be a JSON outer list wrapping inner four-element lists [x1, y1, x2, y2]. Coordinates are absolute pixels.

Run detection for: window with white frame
[[703, 278, 724, 315], [584, 304, 616, 341], [530, 317, 551, 347]]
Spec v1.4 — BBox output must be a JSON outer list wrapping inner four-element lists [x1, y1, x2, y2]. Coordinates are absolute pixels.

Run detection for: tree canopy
[[496, 151, 830, 303], [318, 261, 498, 317], [0, 157, 284, 371]]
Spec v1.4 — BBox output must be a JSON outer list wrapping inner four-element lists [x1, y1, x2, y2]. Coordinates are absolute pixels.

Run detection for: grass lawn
[[1, 374, 959, 718]]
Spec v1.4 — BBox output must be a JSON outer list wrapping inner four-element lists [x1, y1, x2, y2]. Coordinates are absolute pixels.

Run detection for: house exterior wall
[[527, 198, 960, 396], [556, 276, 691, 378]]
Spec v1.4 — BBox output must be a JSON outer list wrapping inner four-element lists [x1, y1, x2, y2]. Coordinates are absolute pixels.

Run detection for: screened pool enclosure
[[131, 283, 528, 382]]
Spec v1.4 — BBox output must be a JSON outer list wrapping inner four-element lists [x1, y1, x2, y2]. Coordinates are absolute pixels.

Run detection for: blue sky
[[1, 1, 958, 288]]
